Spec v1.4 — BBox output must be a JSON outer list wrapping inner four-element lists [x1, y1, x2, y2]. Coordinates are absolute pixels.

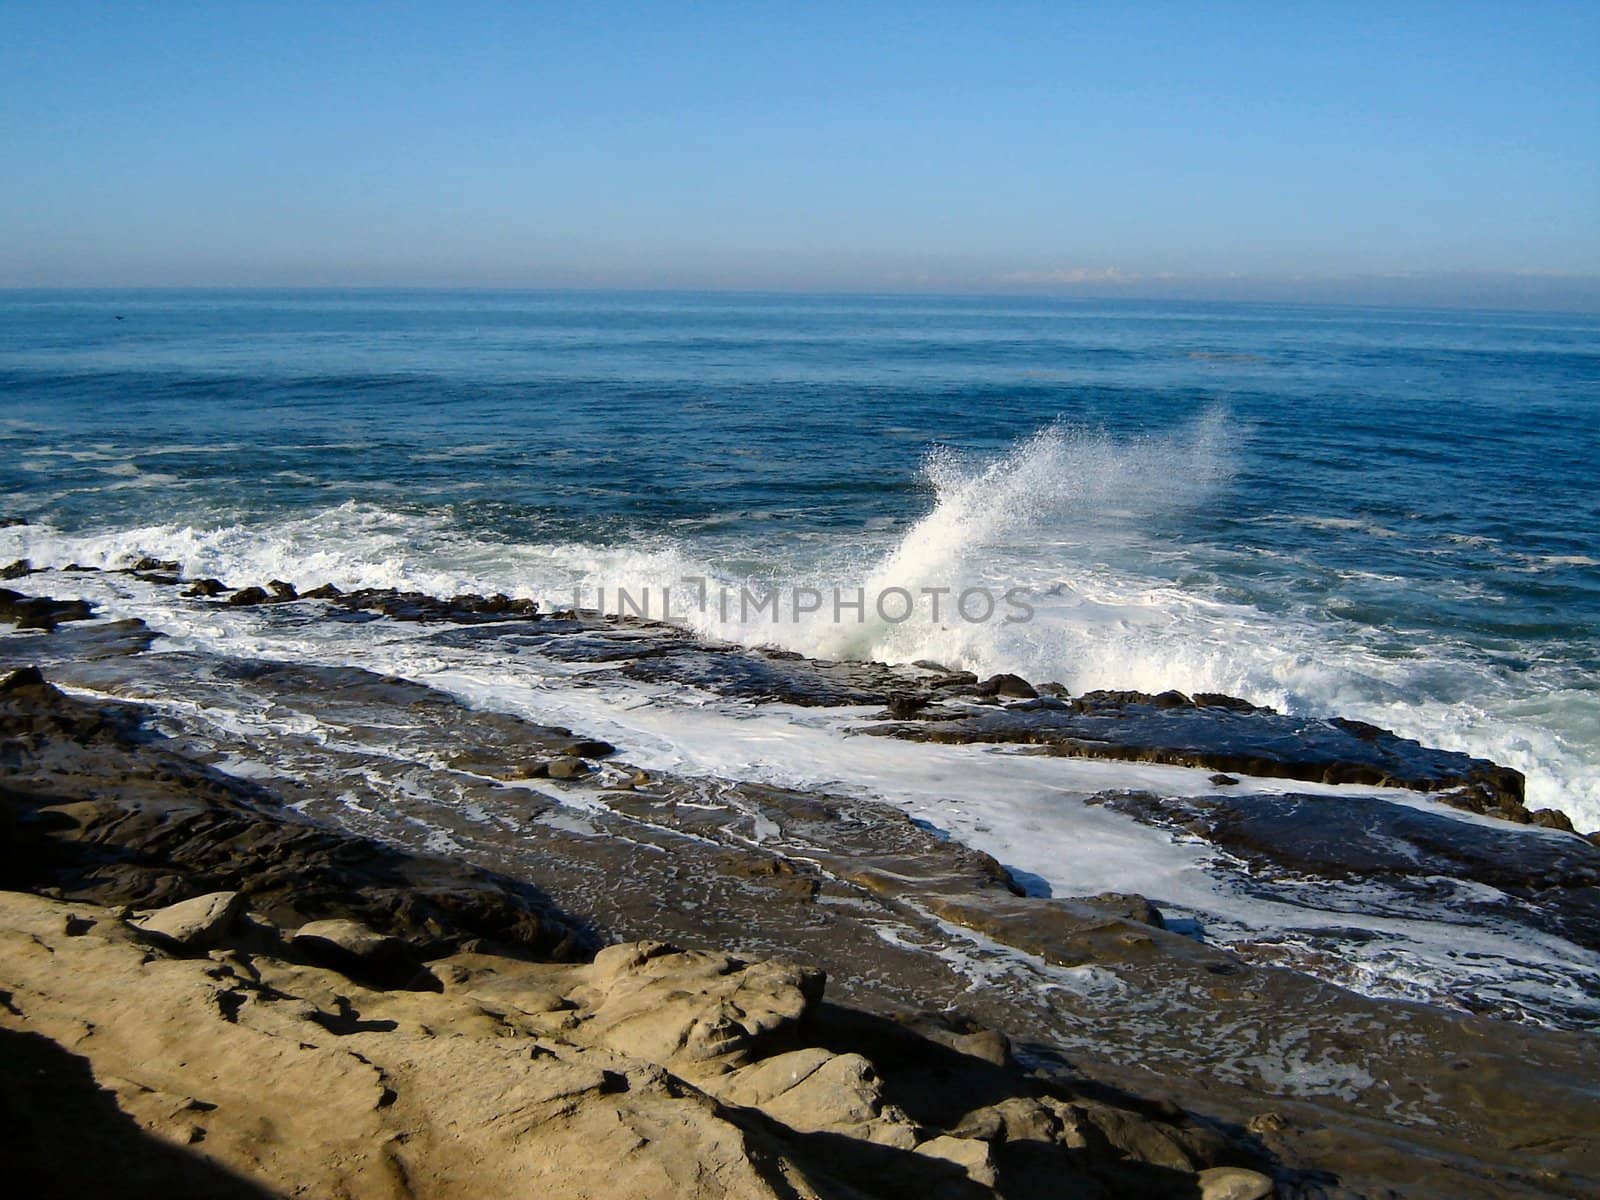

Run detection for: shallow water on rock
[[6, 568, 1597, 1029]]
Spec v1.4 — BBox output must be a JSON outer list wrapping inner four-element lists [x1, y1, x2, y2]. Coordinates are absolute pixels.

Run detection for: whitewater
[[3, 290, 1597, 835]]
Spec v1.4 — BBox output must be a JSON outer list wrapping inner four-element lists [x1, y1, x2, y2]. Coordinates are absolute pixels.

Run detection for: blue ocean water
[[2, 289, 1598, 824]]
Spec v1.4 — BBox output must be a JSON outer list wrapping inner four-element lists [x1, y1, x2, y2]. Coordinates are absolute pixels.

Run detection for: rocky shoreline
[[3, 561, 1599, 1198]]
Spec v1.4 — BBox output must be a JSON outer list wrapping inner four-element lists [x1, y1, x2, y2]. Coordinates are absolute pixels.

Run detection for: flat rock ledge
[[5, 566, 1577, 835]]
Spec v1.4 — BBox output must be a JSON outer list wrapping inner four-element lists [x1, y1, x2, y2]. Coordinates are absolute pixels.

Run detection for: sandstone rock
[[133, 890, 245, 950], [947, 1025, 1012, 1066], [915, 1134, 999, 1187], [568, 942, 824, 1074], [0, 893, 830, 1200], [290, 918, 433, 989], [292, 917, 405, 960], [1198, 1165, 1276, 1199]]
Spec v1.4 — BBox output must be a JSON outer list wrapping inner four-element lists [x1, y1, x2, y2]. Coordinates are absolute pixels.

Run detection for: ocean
[[4, 289, 1596, 828]]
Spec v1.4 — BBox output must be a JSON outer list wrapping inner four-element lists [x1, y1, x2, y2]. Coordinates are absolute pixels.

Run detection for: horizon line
[[2, 282, 1597, 319]]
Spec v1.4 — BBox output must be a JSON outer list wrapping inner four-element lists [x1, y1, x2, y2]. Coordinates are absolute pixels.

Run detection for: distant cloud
[[997, 266, 1138, 286]]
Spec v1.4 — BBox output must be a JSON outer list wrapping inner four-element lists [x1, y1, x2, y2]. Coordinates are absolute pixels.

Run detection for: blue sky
[[2, 1, 1596, 307]]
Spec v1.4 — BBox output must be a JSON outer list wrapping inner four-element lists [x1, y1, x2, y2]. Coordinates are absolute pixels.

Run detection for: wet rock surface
[[0, 670, 593, 962], [0, 587, 95, 631], [1089, 789, 1600, 961], [3, 682, 1298, 1200], [863, 692, 1532, 818], [0, 569, 1574, 831], [3, 575, 1599, 1197]]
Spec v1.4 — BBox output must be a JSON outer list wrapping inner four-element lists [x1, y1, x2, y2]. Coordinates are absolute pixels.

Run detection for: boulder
[[290, 918, 434, 990], [0, 665, 48, 693], [0, 590, 94, 630], [547, 755, 591, 780], [976, 673, 1038, 699], [133, 891, 245, 951], [567, 942, 824, 1074], [226, 587, 269, 606], [1197, 1165, 1275, 1200], [915, 1134, 999, 1187]]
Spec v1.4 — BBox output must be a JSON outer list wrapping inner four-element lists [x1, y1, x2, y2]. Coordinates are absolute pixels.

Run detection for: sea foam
[[3, 414, 1597, 830]]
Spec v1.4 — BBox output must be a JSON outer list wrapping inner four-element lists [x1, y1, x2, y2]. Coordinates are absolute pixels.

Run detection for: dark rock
[[0, 516, 28, 528], [129, 557, 179, 574], [1079, 892, 1167, 929], [0, 681, 594, 962], [301, 583, 343, 599], [1089, 789, 1600, 951], [0, 664, 47, 693], [619, 645, 908, 707], [886, 692, 930, 718], [332, 588, 543, 625], [1531, 808, 1576, 833], [866, 693, 1529, 816], [547, 756, 591, 780], [976, 673, 1038, 699], [226, 587, 269, 607], [1209, 774, 1240, 786], [182, 578, 228, 598], [1005, 696, 1071, 713], [0, 590, 94, 631], [266, 580, 298, 601], [1194, 693, 1268, 713], [1073, 689, 1164, 711], [1, 559, 32, 580]]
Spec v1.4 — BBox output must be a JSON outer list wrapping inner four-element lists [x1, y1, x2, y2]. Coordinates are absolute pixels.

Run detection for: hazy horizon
[[4, 3, 1596, 311], [5, 276, 1600, 317]]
